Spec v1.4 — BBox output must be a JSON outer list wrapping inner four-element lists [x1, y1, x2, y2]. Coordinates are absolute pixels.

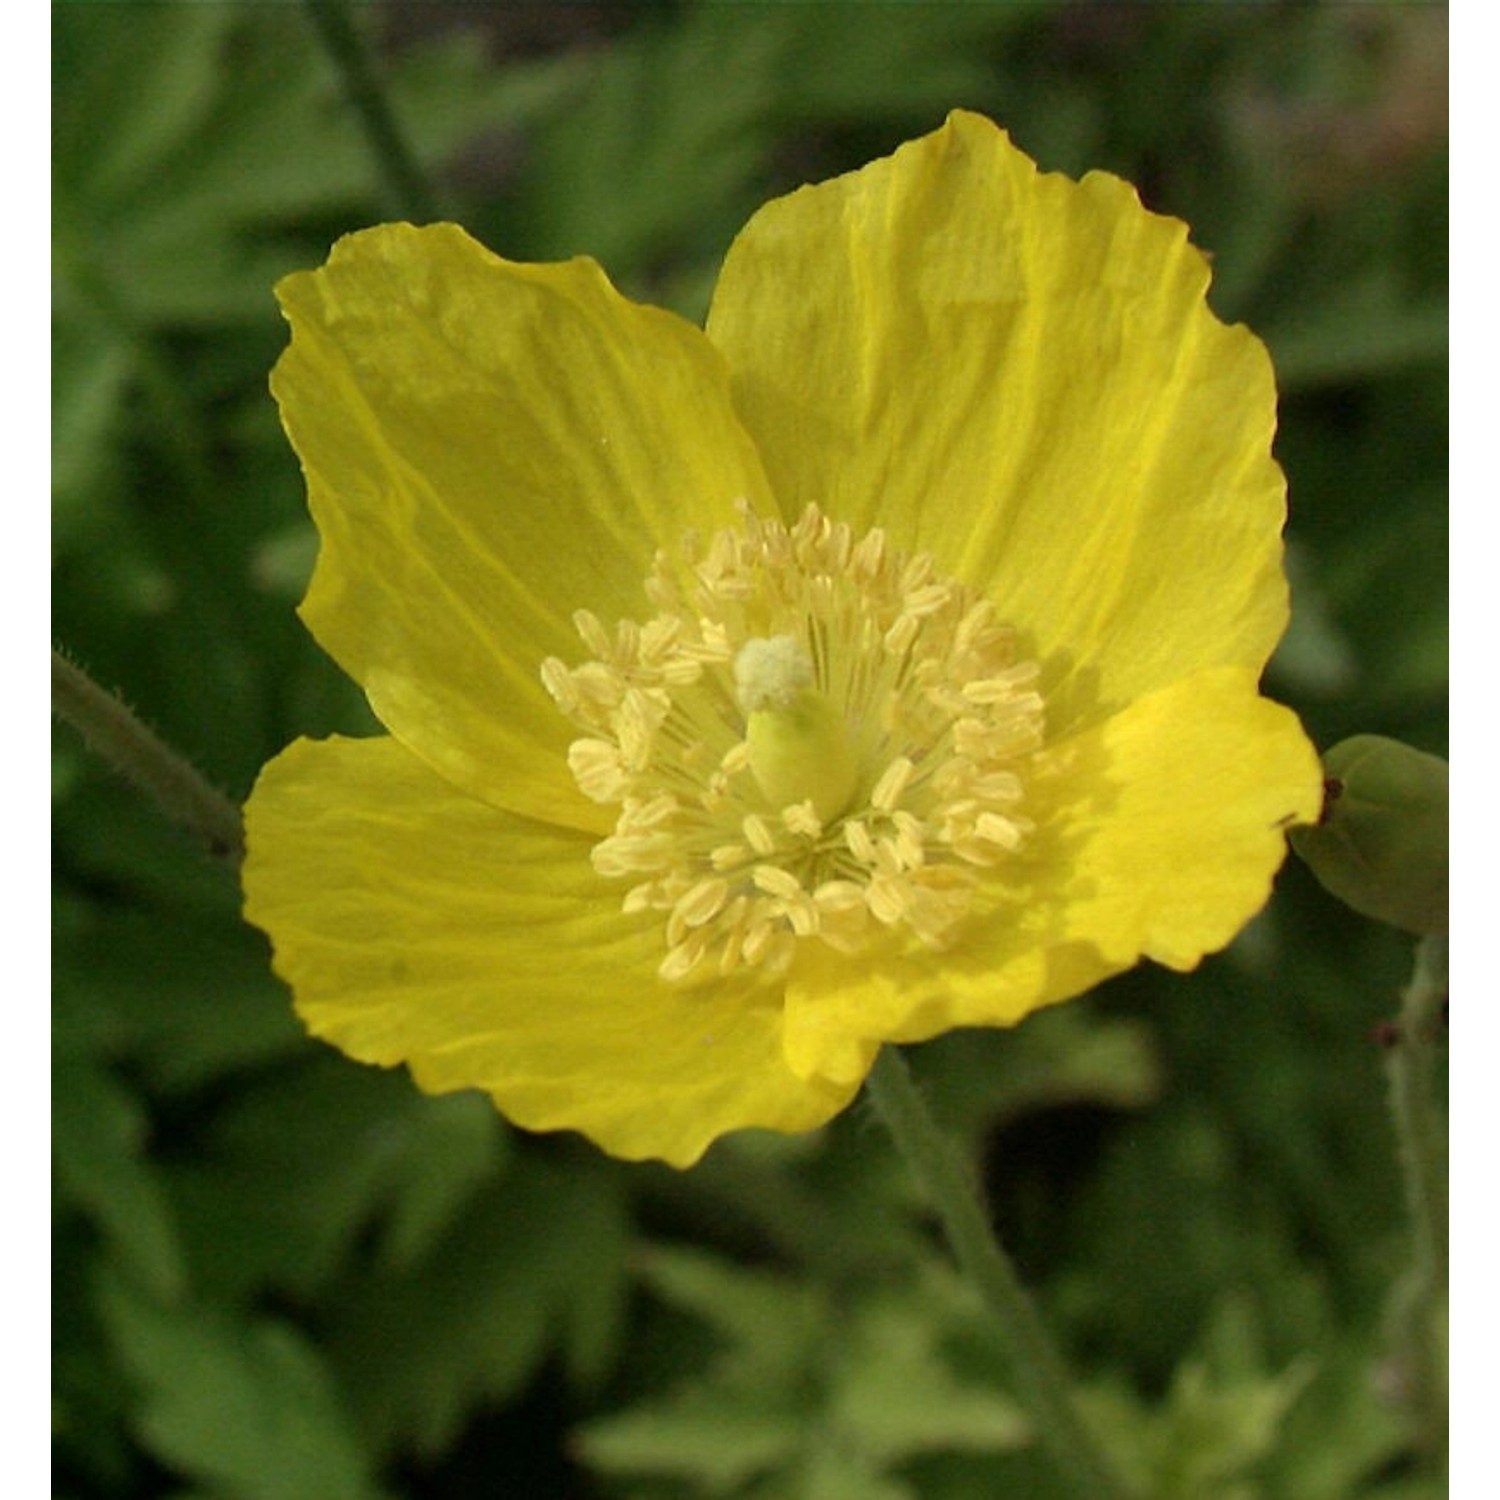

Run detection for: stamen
[[870, 757, 916, 813], [752, 864, 805, 901], [542, 503, 1045, 983], [742, 814, 777, 856]]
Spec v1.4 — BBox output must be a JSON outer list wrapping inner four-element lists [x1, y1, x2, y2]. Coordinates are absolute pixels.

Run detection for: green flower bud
[[1290, 735, 1448, 935]]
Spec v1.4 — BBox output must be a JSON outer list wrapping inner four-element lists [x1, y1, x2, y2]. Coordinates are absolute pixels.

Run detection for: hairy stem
[[52, 648, 245, 867], [1383, 934, 1448, 1459], [866, 1046, 1134, 1499]]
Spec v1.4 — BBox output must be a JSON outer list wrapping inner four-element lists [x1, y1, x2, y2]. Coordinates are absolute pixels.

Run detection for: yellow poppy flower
[[243, 110, 1321, 1167]]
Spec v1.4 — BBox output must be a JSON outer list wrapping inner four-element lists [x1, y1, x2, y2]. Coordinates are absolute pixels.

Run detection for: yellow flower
[[244, 111, 1321, 1167]]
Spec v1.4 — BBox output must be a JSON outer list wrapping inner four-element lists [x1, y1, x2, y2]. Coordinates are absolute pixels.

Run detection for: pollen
[[541, 502, 1045, 985], [734, 634, 813, 712]]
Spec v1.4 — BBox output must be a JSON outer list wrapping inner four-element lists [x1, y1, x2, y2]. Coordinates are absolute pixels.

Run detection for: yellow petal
[[242, 733, 854, 1167], [707, 111, 1288, 741], [272, 223, 774, 833], [781, 668, 1321, 1075]]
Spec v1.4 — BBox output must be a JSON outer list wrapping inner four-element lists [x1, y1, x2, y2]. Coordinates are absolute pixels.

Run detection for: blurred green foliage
[[53, 3, 1446, 1497]]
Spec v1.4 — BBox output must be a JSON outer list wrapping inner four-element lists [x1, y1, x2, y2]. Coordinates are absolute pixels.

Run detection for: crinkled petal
[[781, 668, 1321, 1077], [707, 111, 1289, 740], [273, 223, 774, 832], [242, 734, 855, 1167]]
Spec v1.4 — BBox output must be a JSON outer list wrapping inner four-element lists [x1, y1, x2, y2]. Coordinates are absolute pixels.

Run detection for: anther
[[542, 502, 1045, 982]]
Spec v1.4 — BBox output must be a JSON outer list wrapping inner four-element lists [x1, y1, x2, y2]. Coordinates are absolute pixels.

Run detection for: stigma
[[734, 635, 859, 824], [541, 502, 1045, 985]]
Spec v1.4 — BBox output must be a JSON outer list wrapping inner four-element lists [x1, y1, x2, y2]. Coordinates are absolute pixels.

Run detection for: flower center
[[540, 502, 1045, 985]]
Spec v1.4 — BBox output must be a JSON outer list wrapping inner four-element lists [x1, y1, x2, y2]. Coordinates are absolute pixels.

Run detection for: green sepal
[[1290, 735, 1447, 935]]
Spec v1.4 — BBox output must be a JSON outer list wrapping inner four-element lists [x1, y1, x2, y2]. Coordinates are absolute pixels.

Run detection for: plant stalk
[[303, 0, 439, 223], [866, 1046, 1134, 1500], [52, 648, 245, 867], [1383, 933, 1448, 1459]]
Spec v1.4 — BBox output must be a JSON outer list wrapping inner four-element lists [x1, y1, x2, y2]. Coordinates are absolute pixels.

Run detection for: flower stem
[[865, 1046, 1134, 1500], [1382, 933, 1448, 1457], [302, 0, 439, 223], [52, 648, 245, 868]]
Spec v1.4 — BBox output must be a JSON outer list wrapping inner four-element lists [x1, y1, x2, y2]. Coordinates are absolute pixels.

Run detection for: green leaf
[[375, 1090, 514, 1274], [636, 1244, 825, 1386], [1150, 1361, 1314, 1494], [97, 1272, 382, 1500], [580, 1394, 805, 1494], [52, 907, 304, 1097], [830, 1290, 1029, 1466], [53, 1054, 187, 1302], [784, 1447, 915, 1500], [1256, 1329, 1439, 1500], [507, 9, 779, 278], [578, 1253, 1027, 1497], [167, 1060, 509, 1304], [327, 1154, 629, 1459], [53, 6, 591, 330], [51, 2, 237, 209], [1082, 1340, 1315, 1500], [51, 321, 135, 545]]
